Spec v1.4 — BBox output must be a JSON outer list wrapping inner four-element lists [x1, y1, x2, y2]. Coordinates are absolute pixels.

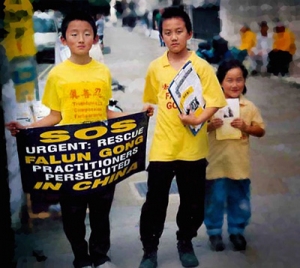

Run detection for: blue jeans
[[204, 178, 251, 236]]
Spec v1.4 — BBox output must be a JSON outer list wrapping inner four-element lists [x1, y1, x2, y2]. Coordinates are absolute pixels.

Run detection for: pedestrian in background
[[267, 21, 296, 77], [141, 9, 152, 37], [248, 21, 273, 75], [231, 24, 256, 63], [204, 59, 265, 252], [155, 8, 165, 47], [239, 24, 256, 56], [138, 7, 227, 268], [96, 13, 105, 50], [6, 11, 153, 268]]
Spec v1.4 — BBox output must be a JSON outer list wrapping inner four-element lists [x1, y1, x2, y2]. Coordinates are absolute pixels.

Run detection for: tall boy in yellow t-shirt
[[138, 7, 227, 268], [6, 11, 153, 268]]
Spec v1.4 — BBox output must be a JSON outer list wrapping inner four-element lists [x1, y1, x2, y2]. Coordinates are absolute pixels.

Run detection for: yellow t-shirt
[[42, 59, 112, 125], [239, 30, 256, 53], [273, 29, 296, 55], [206, 95, 265, 180], [273, 31, 291, 52], [143, 51, 227, 161]]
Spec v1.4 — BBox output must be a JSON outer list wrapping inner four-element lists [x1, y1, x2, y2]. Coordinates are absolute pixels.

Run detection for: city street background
[[12, 21, 300, 268]]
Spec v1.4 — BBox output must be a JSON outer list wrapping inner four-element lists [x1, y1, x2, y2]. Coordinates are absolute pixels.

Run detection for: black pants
[[267, 50, 292, 76], [59, 186, 115, 268], [139, 159, 207, 251]]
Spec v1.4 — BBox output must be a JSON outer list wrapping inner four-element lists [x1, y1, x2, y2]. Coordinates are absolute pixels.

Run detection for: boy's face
[[161, 17, 192, 54], [260, 25, 268, 35], [275, 26, 285, 33], [61, 20, 98, 57], [240, 26, 248, 33]]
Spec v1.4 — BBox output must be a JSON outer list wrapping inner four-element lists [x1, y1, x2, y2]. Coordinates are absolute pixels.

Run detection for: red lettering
[[83, 89, 91, 98], [162, 83, 169, 90], [70, 89, 79, 99], [166, 101, 177, 109], [165, 92, 172, 100]]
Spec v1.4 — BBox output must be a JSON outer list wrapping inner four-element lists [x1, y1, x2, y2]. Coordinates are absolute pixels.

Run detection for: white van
[[33, 11, 58, 63]]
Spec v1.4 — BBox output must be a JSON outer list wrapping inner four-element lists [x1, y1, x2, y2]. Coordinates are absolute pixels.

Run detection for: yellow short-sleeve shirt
[[143, 51, 227, 161], [206, 95, 265, 180], [42, 59, 112, 125], [240, 30, 256, 53]]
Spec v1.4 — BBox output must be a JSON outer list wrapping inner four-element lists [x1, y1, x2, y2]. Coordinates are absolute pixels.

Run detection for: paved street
[[15, 23, 300, 268]]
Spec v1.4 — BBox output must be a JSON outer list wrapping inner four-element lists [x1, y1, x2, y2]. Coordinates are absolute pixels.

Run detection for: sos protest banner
[[16, 112, 149, 196]]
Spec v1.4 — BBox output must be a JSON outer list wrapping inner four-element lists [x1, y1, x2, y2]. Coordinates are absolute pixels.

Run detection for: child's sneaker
[[138, 251, 157, 268], [177, 240, 199, 267], [209, 235, 225, 251], [94, 261, 117, 267], [229, 234, 247, 251]]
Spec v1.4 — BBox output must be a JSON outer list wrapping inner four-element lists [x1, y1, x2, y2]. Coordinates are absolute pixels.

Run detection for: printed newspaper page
[[214, 98, 242, 140], [168, 61, 205, 136]]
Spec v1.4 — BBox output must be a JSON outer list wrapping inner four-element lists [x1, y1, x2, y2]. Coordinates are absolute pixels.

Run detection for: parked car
[[33, 11, 58, 63]]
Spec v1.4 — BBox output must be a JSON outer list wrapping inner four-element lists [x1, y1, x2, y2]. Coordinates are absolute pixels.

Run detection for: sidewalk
[[15, 24, 300, 268]]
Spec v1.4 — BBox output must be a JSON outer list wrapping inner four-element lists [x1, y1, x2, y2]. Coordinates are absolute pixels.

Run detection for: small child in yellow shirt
[[204, 59, 265, 252]]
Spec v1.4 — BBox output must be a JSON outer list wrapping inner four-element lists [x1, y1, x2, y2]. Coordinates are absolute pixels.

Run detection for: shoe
[[250, 70, 258, 76], [73, 257, 92, 268], [177, 240, 199, 267], [139, 251, 157, 268], [209, 235, 225, 252], [229, 234, 247, 251], [261, 66, 267, 73], [280, 72, 289, 77], [94, 261, 117, 268]]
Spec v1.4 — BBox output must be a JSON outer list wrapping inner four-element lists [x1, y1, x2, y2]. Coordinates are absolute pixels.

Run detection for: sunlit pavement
[[15, 23, 300, 268]]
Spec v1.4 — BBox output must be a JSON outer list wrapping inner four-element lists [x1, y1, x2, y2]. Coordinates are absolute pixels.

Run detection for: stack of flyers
[[168, 61, 205, 136]]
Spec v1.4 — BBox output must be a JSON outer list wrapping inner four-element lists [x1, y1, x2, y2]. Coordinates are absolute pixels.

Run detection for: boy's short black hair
[[61, 11, 97, 39], [216, 59, 248, 95], [159, 7, 192, 36]]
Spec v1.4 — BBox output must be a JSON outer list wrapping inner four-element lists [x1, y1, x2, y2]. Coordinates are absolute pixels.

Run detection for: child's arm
[[5, 110, 62, 136], [178, 107, 219, 126], [107, 108, 128, 119], [106, 104, 154, 119], [230, 118, 265, 137]]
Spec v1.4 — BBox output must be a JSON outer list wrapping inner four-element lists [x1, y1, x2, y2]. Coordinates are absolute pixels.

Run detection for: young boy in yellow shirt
[[138, 7, 227, 268], [6, 11, 153, 268]]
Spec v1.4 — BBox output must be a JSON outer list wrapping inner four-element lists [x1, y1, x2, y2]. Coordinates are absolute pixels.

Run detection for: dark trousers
[[139, 159, 207, 251], [59, 186, 115, 268], [267, 50, 292, 76]]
